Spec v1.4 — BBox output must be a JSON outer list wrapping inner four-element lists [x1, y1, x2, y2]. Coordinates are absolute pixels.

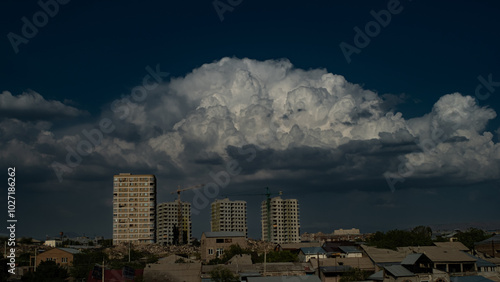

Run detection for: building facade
[[211, 198, 247, 237], [333, 228, 360, 235], [113, 173, 156, 245], [200, 231, 247, 262], [261, 196, 300, 243], [157, 201, 191, 245], [32, 248, 80, 268]]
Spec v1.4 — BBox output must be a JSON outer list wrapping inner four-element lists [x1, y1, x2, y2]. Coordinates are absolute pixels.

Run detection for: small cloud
[[0, 91, 86, 120]]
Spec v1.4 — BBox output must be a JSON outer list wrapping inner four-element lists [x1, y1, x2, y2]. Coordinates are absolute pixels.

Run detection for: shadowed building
[[211, 198, 247, 237], [157, 201, 191, 245], [261, 196, 300, 243]]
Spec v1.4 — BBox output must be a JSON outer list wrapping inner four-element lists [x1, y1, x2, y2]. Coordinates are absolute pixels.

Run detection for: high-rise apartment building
[[157, 201, 191, 245], [211, 198, 247, 238], [261, 196, 300, 243], [113, 173, 156, 245]]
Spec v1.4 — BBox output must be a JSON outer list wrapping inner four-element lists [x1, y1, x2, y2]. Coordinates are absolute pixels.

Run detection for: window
[[217, 248, 224, 257], [216, 239, 224, 243], [208, 248, 214, 255], [62, 257, 68, 263]]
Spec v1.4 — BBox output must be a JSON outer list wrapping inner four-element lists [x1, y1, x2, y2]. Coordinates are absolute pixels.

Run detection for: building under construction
[[157, 201, 191, 245], [261, 196, 300, 243]]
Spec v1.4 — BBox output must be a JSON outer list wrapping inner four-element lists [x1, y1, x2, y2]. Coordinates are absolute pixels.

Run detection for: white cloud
[[0, 91, 85, 119], [1, 58, 499, 186]]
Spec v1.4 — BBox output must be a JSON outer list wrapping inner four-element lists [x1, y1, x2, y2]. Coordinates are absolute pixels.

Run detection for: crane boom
[[170, 184, 204, 245]]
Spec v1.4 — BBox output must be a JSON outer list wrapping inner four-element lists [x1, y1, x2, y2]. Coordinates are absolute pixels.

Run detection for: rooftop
[[434, 241, 469, 251], [301, 247, 326, 254], [203, 231, 245, 238], [384, 265, 415, 277]]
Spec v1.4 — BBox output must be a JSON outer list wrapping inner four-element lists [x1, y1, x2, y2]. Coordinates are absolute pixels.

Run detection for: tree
[[0, 258, 11, 281], [456, 228, 492, 250], [19, 237, 33, 244], [253, 250, 298, 263], [70, 249, 109, 280], [340, 268, 371, 282], [22, 260, 69, 282], [208, 244, 252, 264], [367, 226, 434, 250], [209, 266, 238, 282]]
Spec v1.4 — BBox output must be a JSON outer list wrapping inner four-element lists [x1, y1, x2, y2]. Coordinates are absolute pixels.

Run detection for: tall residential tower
[[113, 173, 156, 245], [157, 201, 191, 245], [261, 196, 300, 243], [211, 198, 247, 237]]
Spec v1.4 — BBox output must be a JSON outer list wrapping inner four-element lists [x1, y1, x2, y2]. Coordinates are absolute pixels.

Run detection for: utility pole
[[265, 187, 271, 242], [102, 258, 105, 282], [263, 249, 267, 276]]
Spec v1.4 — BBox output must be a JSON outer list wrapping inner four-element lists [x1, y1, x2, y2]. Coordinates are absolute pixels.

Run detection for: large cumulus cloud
[[2, 57, 500, 190]]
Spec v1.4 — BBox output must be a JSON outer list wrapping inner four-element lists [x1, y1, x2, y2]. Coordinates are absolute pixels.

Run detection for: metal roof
[[434, 242, 469, 251], [203, 231, 245, 238], [300, 247, 326, 254], [368, 270, 384, 281], [476, 234, 500, 245], [57, 247, 80, 254], [338, 246, 362, 253], [384, 265, 415, 277], [248, 276, 321, 282], [401, 253, 424, 265], [320, 266, 352, 273], [450, 276, 495, 282], [397, 246, 476, 263], [464, 253, 497, 268]]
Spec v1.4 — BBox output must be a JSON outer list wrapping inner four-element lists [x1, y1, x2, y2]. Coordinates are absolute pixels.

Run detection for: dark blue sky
[[1, 0, 500, 240]]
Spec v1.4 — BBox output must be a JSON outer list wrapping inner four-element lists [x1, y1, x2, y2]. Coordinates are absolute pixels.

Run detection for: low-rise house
[[323, 242, 361, 258], [144, 254, 200, 282], [319, 265, 352, 282], [299, 247, 327, 262], [200, 231, 247, 262], [338, 246, 362, 258], [310, 256, 375, 272], [33, 247, 80, 268], [398, 246, 477, 274], [382, 253, 449, 282], [275, 242, 323, 253], [434, 241, 470, 252], [361, 245, 408, 271], [201, 262, 315, 279], [247, 276, 321, 282], [43, 239, 62, 247]]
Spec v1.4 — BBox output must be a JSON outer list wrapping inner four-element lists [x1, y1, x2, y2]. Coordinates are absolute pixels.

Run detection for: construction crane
[[170, 184, 204, 245], [221, 187, 282, 242]]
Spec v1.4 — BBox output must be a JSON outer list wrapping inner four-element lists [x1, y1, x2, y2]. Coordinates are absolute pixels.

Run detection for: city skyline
[[1, 0, 500, 241]]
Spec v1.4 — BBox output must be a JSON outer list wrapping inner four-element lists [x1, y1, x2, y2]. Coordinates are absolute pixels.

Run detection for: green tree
[[456, 228, 491, 250], [70, 249, 109, 280], [340, 268, 371, 282], [210, 266, 238, 282], [253, 250, 298, 263], [22, 260, 69, 282], [208, 244, 252, 264], [0, 258, 12, 281], [19, 237, 33, 244], [367, 226, 434, 250]]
